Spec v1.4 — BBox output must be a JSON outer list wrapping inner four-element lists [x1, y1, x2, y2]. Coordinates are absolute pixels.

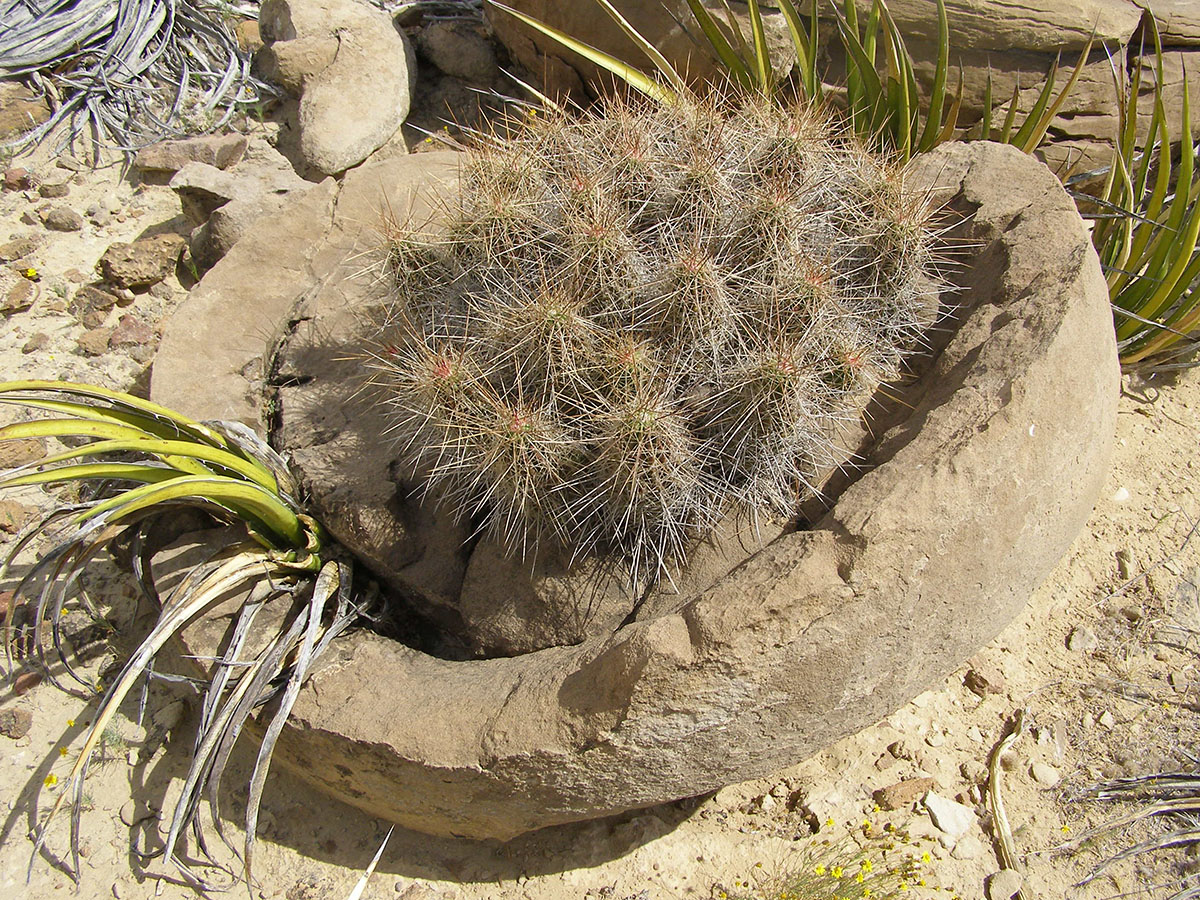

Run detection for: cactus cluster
[[373, 94, 939, 582]]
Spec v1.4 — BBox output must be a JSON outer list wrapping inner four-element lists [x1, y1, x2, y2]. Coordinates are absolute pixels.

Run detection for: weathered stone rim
[[153, 140, 1119, 841]]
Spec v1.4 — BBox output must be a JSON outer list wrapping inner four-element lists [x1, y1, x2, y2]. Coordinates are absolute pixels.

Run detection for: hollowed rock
[[153, 140, 1118, 840]]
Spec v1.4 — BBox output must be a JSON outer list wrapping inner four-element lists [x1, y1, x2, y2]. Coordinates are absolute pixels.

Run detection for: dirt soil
[[1, 128, 1199, 900]]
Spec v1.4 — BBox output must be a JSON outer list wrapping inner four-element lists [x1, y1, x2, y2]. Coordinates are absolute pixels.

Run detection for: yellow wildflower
[[832, 866, 844, 879], [814, 865, 826, 876], [44, 774, 58, 787]]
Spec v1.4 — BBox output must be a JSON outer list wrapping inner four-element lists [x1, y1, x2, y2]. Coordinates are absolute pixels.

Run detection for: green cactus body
[[375, 94, 939, 582]]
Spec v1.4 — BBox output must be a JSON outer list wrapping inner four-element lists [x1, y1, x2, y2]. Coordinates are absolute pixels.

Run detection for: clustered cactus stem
[[373, 93, 940, 583]]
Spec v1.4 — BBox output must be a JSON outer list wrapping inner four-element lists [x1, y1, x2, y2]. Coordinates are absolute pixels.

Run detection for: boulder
[[417, 19, 499, 84], [154, 141, 1118, 840], [257, 0, 417, 176]]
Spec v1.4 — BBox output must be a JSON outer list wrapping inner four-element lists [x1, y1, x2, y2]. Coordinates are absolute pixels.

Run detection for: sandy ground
[[1, 102, 1200, 900]]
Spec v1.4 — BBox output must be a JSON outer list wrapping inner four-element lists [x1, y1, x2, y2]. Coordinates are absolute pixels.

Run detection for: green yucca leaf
[[0, 462, 180, 489], [486, 2, 679, 104], [3, 382, 339, 889], [879, 1, 916, 157], [590, 0, 689, 93], [917, 0, 950, 151], [684, 0, 754, 92], [1014, 37, 1094, 153], [999, 79, 1021, 142], [3, 436, 280, 491], [835, 0, 882, 137], [0, 417, 218, 479], [980, 67, 994, 140], [0, 380, 227, 446], [776, 0, 820, 102], [1117, 87, 1196, 340], [1088, 14, 1200, 366], [746, 0, 772, 95], [77, 475, 309, 551]]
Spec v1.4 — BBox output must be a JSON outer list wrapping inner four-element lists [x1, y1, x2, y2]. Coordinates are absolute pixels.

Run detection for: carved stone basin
[[153, 140, 1118, 840]]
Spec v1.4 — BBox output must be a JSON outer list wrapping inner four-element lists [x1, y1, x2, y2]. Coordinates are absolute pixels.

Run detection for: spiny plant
[[373, 92, 941, 585], [0, 381, 354, 888], [1084, 16, 1200, 369]]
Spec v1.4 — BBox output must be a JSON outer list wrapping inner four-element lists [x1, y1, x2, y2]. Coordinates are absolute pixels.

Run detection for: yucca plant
[[488, 0, 1094, 164], [1086, 18, 1200, 369], [0, 380, 354, 888]]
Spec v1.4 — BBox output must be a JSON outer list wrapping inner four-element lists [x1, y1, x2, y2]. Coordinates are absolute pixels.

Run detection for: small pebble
[[1116, 547, 1135, 579], [1119, 605, 1144, 624], [951, 833, 984, 860], [1067, 625, 1098, 652], [1098, 710, 1116, 729], [960, 760, 989, 784], [0, 708, 33, 739], [13, 670, 42, 696], [1112, 486, 1131, 502], [986, 869, 1023, 900], [1030, 761, 1061, 787], [44, 206, 83, 232], [38, 179, 70, 199]]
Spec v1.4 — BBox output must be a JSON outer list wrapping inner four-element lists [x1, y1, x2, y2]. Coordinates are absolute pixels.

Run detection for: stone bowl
[[152, 140, 1118, 840]]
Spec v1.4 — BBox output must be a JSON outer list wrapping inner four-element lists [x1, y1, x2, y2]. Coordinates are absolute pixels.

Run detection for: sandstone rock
[[97, 234, 186, 288], [457, 542, 636, 656], [418, 20, 498, 84], [12, 670, 41, 696], [0, 236, 41, 262], [0, 437, 45, 468], [985, 869, 1024, 900], [109, 314, 156, 349], [0, 499, 34, 534], [44, 206, 83, 232], [964, 660, 1007, 697], [134, 133, 248, 172], [37, 174, 71, 198], [156, 143, 1119, 840], [1067, 624, 1098, 651], [888, 0, 1141, 52], [235, 18, 264, 53], [1030, 761, 1061, 786], [258, 0, 416, 176], [1143, 0, 1200, 44], [2, 167, 32, 191], [873, 777, 936, 811], [0, 707, 33, 739], [72, 284, 119, 316], [924, 792, 975, 839], [2, 278, 37, 312], [22, 332, 48, 354], [170, 162, 243, 224], [0, 82, 50, 140], [76, 328, 115, 356]]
